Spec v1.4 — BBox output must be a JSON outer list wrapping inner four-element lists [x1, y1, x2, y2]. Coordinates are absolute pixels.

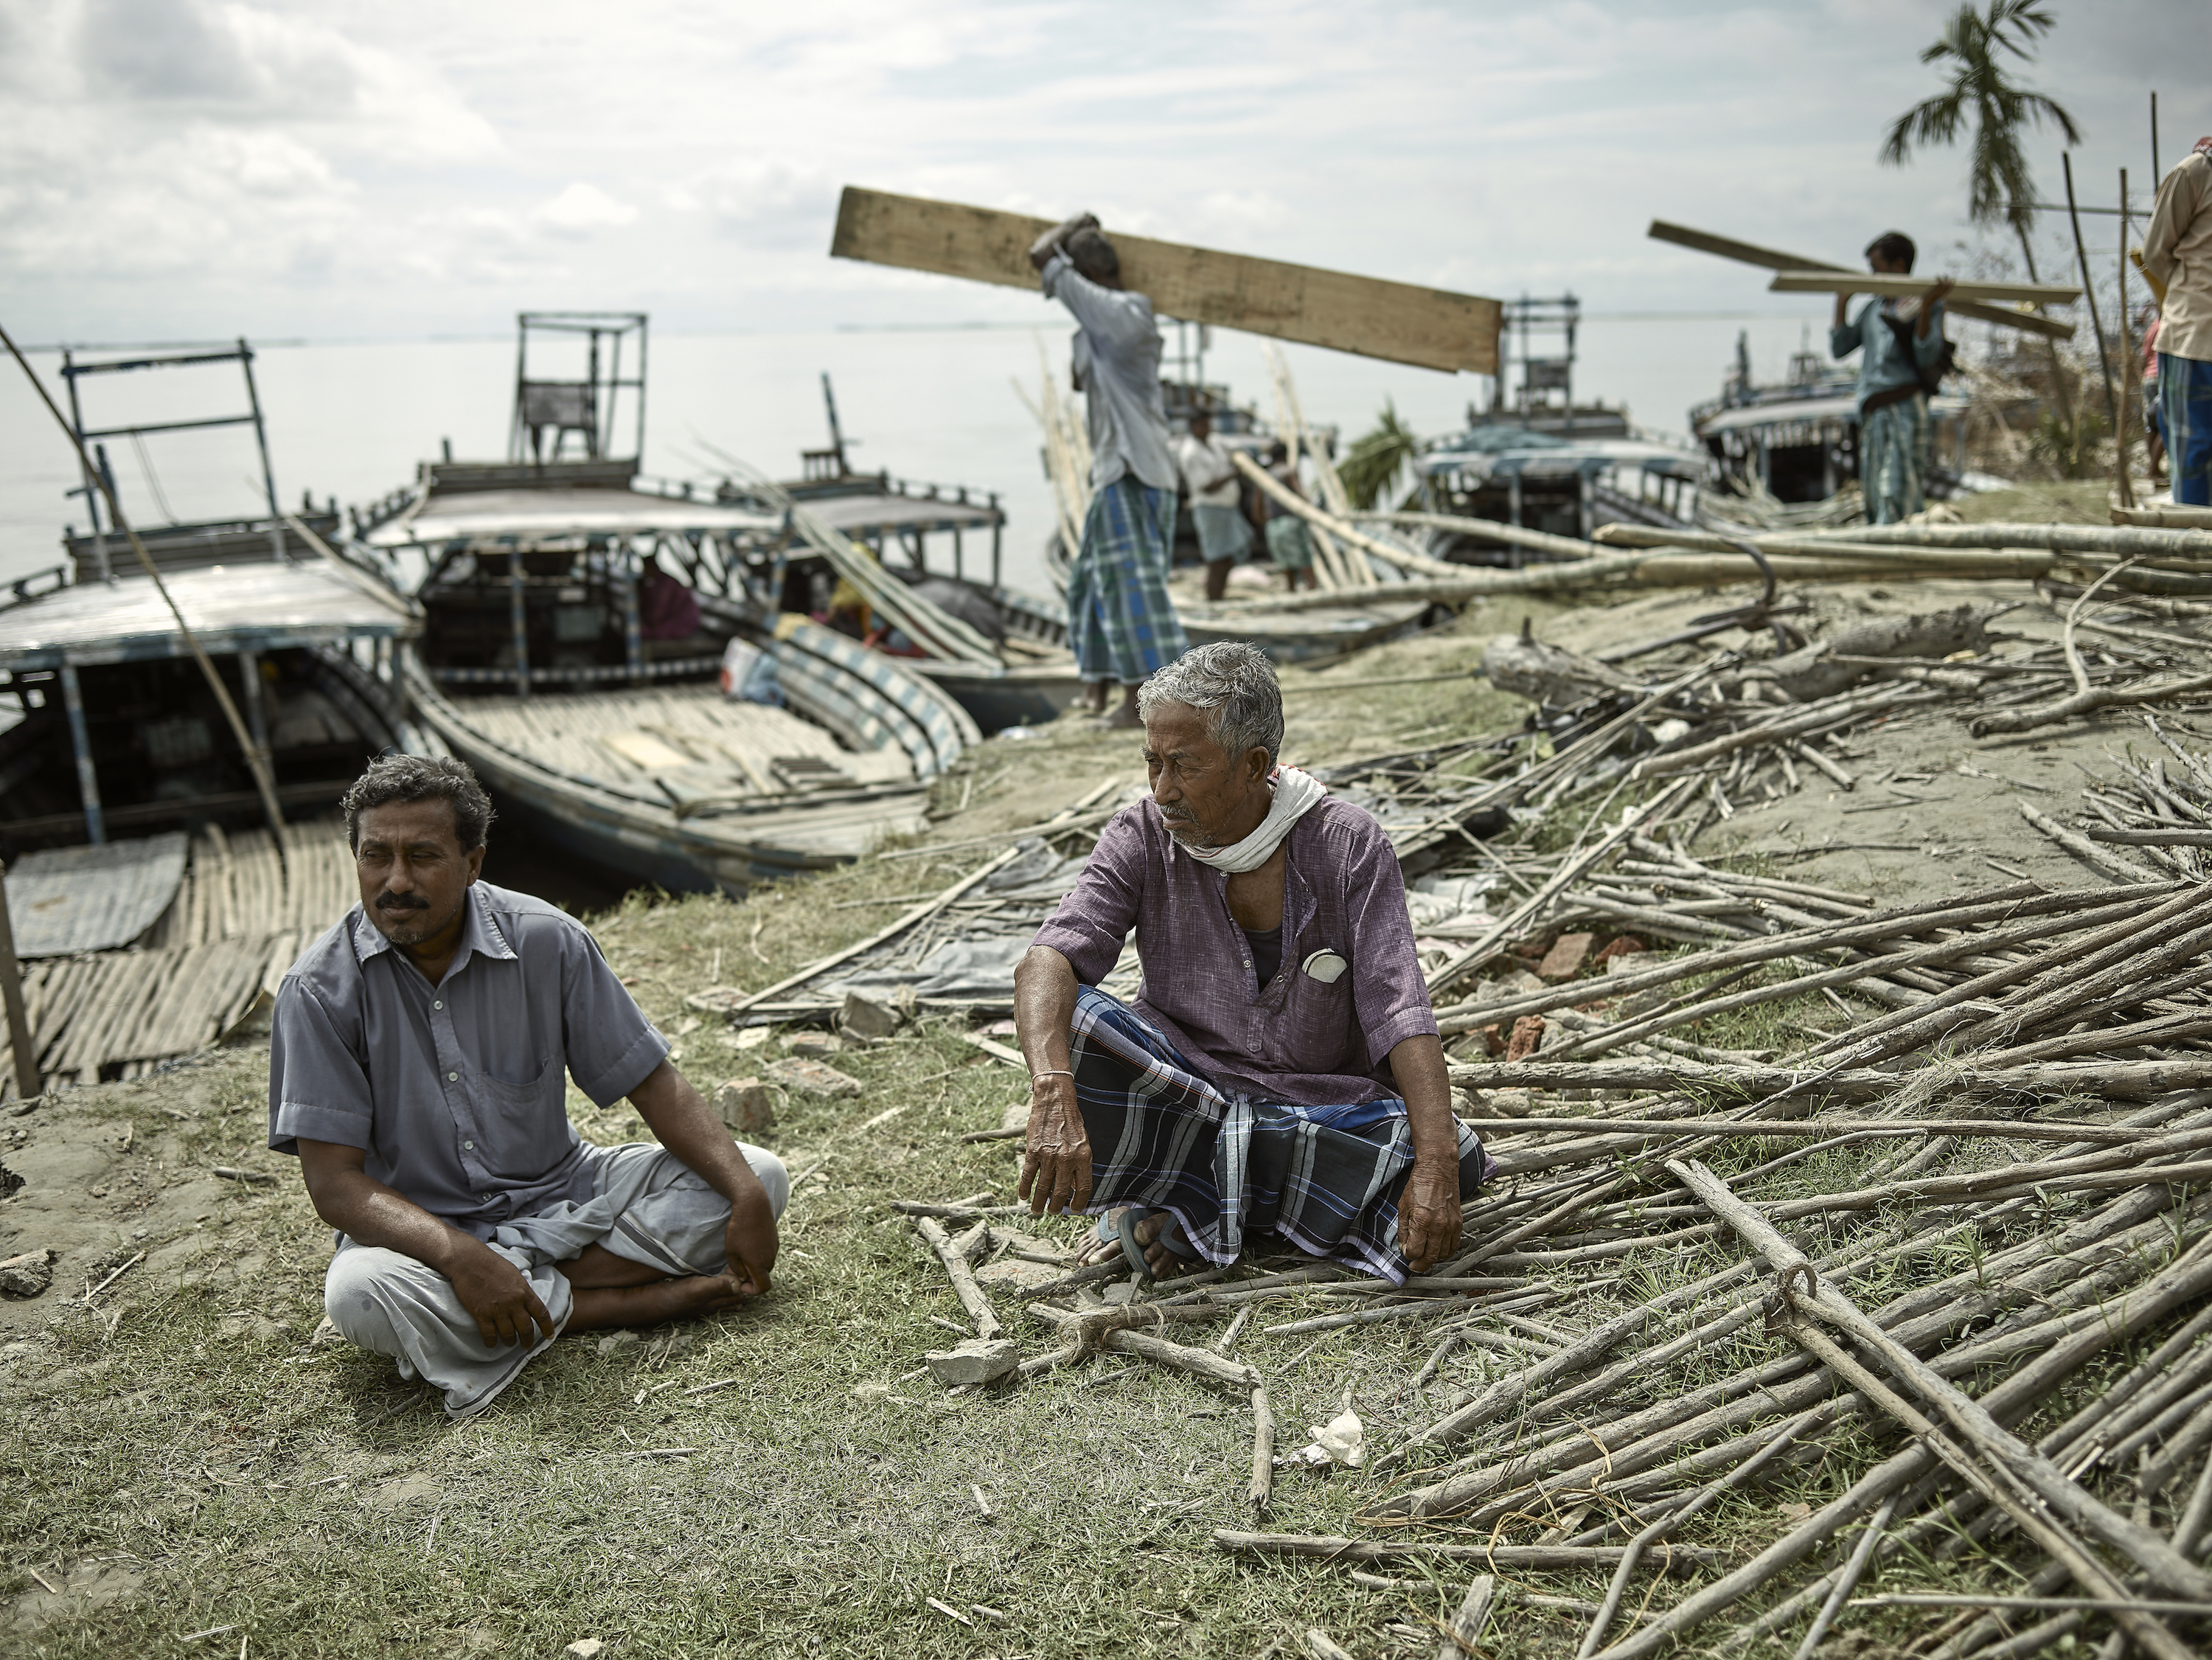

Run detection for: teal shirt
[[1832, 297, 1947, 411]]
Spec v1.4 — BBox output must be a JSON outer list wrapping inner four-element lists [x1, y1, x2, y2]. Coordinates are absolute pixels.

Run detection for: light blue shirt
[[1042, 251, 1179, 493], [268, 882, 668, 1236], [1832, 296, 1947, 412]]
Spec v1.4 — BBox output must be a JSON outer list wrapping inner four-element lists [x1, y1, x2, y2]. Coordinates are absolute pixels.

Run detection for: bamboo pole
[[2064, 152, 2122, 450], [0, 861, 38, 1102], [1673, 1159, 2212, 1605]]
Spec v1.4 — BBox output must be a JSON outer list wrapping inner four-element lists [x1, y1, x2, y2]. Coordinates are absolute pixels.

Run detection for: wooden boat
[[357, 313, 979, 893], [1, 341, 420, 855], [742, 375, 1084, 732]]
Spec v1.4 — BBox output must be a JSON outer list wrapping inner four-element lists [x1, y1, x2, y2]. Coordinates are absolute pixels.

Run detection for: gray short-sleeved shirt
[[268, 881, 669, 1237]]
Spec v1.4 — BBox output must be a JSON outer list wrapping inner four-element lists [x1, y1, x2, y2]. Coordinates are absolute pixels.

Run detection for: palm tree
[[1880, 1, 2082, 442], [1339, 400, 1422, 511]]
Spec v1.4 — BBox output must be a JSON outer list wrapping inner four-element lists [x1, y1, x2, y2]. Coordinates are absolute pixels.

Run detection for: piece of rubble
[[1535, 932, 1594, 982], [1503, 1015, 1547, 1063], [781, 1032, 847, 1059], [0, 1249, 53, 1299], [840, 989, 905, 1039], [712, 1078, 780, 1137], [923, 1338, 1019, 1387], [683, 987, 748, 1018], [765, 1058, 862, 1098]]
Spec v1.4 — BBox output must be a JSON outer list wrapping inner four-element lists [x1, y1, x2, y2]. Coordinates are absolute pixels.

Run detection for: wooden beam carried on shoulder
[[1770, 271, 2081, 304], [1647, 218, 2076, 341], [831, 186, 1501, 375]]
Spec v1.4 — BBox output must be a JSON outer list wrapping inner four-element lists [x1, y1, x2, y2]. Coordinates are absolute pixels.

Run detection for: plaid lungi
[[1062, 987, 1492, 1285], [1066, 478, 1187, 684], [1265, 516, 1315, 570], [2162, 352, 2212, 507], [1860, 393, 1930, 525]]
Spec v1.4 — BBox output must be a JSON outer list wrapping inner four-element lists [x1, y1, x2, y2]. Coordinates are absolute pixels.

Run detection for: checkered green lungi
[[1067, 478, 1189, 685], [1860, 394, 1930, 525], [2162, 352, 2212, 507], [1265, 516, 1315, 570]]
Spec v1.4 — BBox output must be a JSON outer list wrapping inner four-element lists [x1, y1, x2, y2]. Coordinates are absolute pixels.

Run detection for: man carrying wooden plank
[[1831, 232, 1954, 524], [268, 754, 787, 1418], [1029, 212, 1189, 729], [2146, 138, 2212, 506]]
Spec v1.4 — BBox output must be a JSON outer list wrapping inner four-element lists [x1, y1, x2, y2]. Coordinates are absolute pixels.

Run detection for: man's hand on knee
[[722, 1187, 778, 1299], [1019, 1074, 1093, 1215], [447, 1240, 556, 1348], [1399, 1161, 1464, 1275]]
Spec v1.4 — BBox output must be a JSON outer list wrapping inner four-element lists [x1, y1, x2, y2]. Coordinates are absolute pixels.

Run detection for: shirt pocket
[[1268, 943, 1358, 1076], [473, 1055, 565, 1164]]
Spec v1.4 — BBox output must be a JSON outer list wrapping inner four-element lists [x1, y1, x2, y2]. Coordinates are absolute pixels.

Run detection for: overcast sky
[[0, 0, 2198, 347]]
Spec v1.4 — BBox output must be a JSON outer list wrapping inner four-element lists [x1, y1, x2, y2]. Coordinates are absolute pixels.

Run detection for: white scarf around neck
[[1170, 765, 1328, 874]]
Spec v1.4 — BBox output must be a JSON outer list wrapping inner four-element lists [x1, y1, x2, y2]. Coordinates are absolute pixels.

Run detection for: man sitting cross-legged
[[1015, 642, 1491, 1282], [268, 754, 787, 1419]]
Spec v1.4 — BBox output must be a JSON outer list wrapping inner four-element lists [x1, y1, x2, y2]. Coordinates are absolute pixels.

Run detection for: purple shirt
[[1033, 796, 1437, 1105]]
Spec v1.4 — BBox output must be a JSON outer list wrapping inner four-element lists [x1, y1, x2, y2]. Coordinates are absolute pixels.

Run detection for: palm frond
[[1338, 401, 1422, 513]]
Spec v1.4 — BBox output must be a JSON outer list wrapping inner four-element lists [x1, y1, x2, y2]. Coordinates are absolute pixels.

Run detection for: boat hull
[[904, 659, 1082, 732], [402, 616, 969, 895]]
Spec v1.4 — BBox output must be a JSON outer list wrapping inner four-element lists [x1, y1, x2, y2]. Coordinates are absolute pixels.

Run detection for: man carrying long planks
[[1013, 642, 1492, 1280], [267, 754, 787, 1418], [1028, 211, 1189, 729], [1830, 230, 1954, 524]]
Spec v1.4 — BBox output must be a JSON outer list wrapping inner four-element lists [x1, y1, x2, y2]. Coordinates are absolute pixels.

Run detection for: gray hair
[[1137, 643, 1284, 766], [342, 753, 496, 852]]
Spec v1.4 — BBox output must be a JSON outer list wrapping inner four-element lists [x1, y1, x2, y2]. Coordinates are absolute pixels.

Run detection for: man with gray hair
[[1012, 643, 1489, 1282], [267, 753, 787, 1418], [1029, 211, 1189, 728]]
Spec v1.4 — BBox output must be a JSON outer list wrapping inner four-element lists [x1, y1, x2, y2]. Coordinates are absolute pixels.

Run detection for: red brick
[[1505, 1015, 1548, 1061], [1535, 931, 1595, 982]]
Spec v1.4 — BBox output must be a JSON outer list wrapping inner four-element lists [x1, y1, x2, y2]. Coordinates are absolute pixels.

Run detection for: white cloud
[[535, 181, 638, 237]]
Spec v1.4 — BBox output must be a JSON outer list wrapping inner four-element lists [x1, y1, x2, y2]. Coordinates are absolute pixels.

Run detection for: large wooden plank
[[1770, 271, 2079, 304], [831, 187, 1500, 375], [1647, 218, 2075, 341]]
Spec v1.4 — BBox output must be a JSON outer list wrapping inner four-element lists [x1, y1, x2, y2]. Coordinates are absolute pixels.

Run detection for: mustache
[[375, 892, 429, 911]]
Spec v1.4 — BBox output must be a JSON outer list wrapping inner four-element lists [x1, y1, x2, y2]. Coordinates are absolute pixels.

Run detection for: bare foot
[[564, 1271, 759, 1334], [1077, 1209, 1191, 1279]]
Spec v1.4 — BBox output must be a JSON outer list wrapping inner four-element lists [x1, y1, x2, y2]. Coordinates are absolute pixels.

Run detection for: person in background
[[2146, 138, 2212, 506], [1029, 211, 1189, 729], [1831, 231, 1953, 524], [1258, 440, 1318, 593], [636, 552, 710, 661], [1176, 403, 1253, 602]]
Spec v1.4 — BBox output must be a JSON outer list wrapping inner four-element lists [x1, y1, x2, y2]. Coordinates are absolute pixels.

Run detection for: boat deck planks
[[1, 819, 360, 1097], [458, 684, 917, 805]]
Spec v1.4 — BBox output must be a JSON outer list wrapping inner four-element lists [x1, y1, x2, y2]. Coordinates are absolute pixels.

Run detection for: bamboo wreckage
[[821, 588, 2212, 1656]]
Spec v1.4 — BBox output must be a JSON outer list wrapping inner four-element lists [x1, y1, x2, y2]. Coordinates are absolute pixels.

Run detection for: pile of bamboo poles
[[869, 699, 2212, 1653]]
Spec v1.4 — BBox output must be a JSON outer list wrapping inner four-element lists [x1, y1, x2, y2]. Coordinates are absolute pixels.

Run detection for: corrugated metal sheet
[[372, 488, 782, 546], [6, 832, 188, 956]]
